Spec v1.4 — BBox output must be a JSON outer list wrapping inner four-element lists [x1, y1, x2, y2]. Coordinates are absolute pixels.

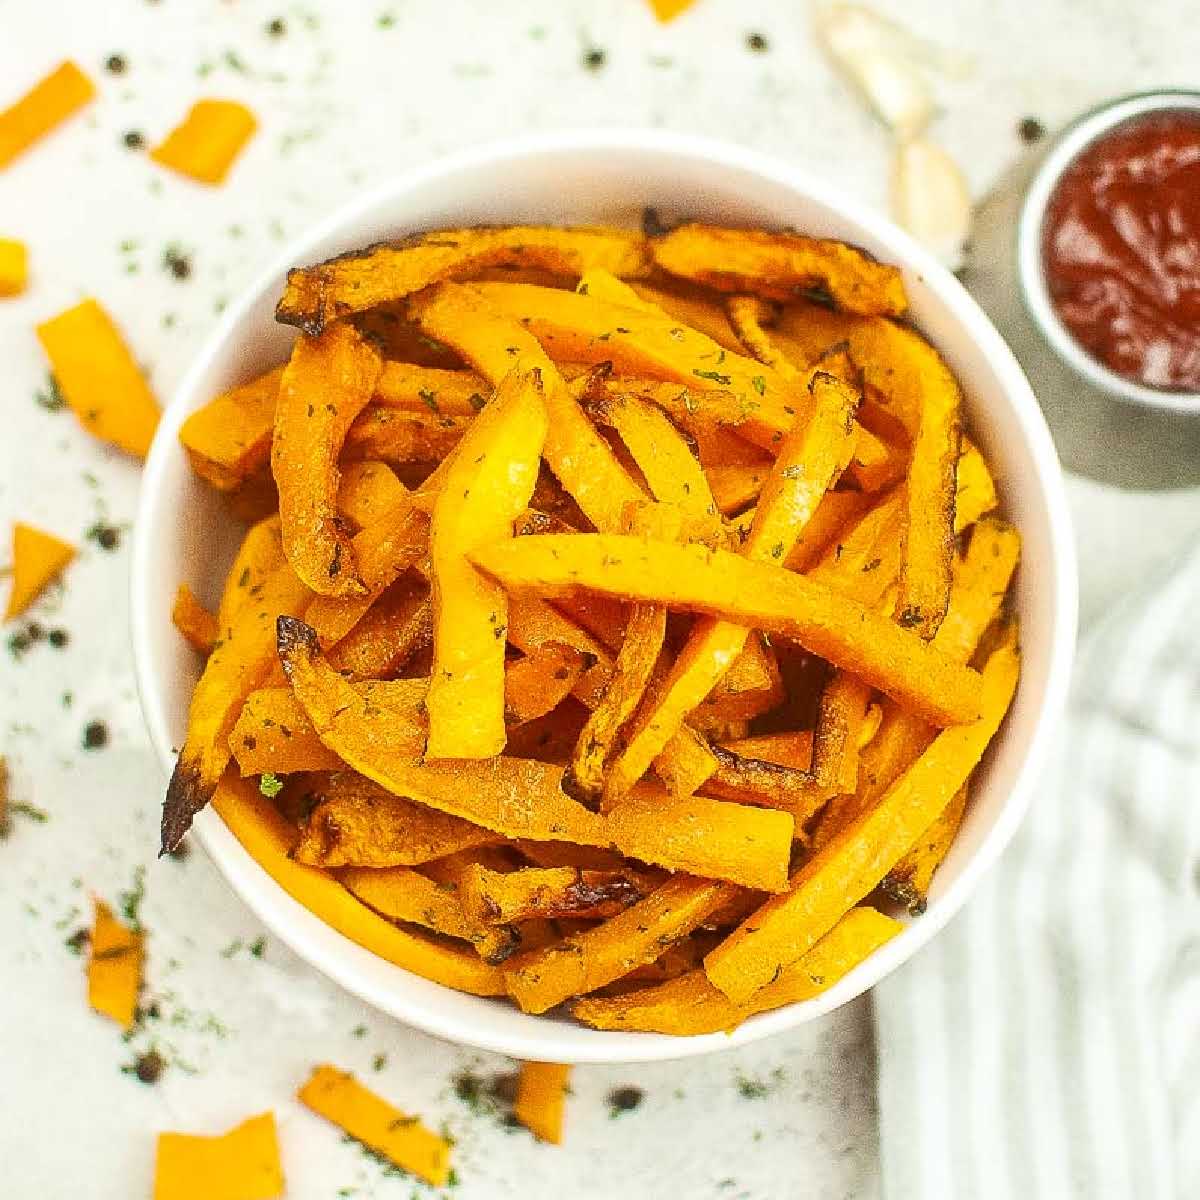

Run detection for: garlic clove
[[891, 137, 973, 270]]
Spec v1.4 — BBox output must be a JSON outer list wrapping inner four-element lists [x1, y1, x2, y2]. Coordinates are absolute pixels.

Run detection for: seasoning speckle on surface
[[83, 720, 109, 750], [1018, 116, 1046, 143], [86, 521, 121, 552], [606, 1085, 645, 1117], [104, 53, 127, 75], [122, 130, 145, 150], [266, 17, 286, 37], [582, 46, 607, 71], [746, 31, 770, 52]]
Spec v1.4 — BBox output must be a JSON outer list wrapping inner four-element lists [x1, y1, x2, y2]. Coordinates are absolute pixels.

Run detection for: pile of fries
[[166, 221, 1020, 1034]]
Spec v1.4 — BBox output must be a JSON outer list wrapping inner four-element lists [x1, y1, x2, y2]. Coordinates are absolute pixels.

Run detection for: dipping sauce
[[1041, 110, 1200, 392]]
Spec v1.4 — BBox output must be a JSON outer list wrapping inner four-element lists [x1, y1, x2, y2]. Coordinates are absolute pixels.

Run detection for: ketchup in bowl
[[1041, 110, 1200, 393]]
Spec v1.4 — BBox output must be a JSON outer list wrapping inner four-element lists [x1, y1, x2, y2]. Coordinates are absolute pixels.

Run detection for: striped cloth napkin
[[874, 542, 1200, 1199]]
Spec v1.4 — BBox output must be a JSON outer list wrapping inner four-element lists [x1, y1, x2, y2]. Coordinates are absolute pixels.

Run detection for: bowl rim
[[131, 127, 1078, 1063]]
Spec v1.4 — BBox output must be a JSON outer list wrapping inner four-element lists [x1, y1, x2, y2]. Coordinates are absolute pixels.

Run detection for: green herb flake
[[692, 369, 732, 385], [259, 772, 284, 798], [751, 375, 766, 395]]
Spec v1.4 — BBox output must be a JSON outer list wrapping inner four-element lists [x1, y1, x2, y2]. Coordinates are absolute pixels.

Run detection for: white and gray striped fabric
[[875, 543, 1200, 1200]]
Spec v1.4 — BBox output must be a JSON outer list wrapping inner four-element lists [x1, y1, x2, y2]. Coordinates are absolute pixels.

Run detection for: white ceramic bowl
[[132, 130, 1077, 1064]]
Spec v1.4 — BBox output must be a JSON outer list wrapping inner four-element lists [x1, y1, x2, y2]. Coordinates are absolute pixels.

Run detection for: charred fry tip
[[276, 614, 320, 669], [160, 757, 207, 856]]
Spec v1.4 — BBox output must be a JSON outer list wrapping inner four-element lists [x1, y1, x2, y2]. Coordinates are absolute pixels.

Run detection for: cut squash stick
[[504, 643, 588, 726], [36, 299, 161, 457], [153, 1112, 284, 1200], [172, 583, 219, 655], [213, 773, 504, 994], [375, 362, 489, 415], [229, 686, 342, 776], [514, 1062, 572, 1144], [279, 617, 793, 890], [652, 223, 908, 317], [180, 367, 284, 491], [150, 99, 257, 185], [297, 1065, 451, 1187], [573, 906, 901, 1034], [471, 535, 981, 728], [505, 875, 738, 1013], [460, 863, 644, 925], [325, 577, 431, 679], [4, 521, 75, 619], [217, 516, 286, 628], [272, 324, 381, 596], [409, 282, 646, 532], [704, 630, 1019, 1004], [0, 61, 95, 170], [880, 783, 969, 914], [426, 368, 547, 758], [87, 899, 142, 1030], [338, 864, 484, 947], [344, 404, 468, 466]]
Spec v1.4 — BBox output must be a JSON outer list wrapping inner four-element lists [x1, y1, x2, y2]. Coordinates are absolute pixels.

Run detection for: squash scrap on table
[[36, 299, 161, 458], [514, 1061, 572, 1144], [150, 99, 258, 185], [297, 1065, 451, 1187], [154, 1112, 284, 1200], [169, 220, 1022, 1027], [4, 521, 75, 620], [0, 238, 27, 295], [172, 583, 219, 655], [0, 61, 95, 170], [87, 899, 143, 1030]]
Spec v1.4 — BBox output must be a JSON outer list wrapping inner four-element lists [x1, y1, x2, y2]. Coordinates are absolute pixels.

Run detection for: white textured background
[[3, 2, 1199, 1197]]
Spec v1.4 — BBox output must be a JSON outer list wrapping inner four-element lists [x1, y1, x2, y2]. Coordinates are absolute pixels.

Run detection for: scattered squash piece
[[514, 1062, 572, 1144], [0, 61, 95, 170], [172, 583, 219, 655], [154, 1112, 284, 1200], [4, 521, 74, 619], [150, 99, 257, 185], [0, 238, 27, 295], [87, 899, 142, 1030], [180, 367, 283, 491], [36, 299, 161, 457], [297, 1065, 451, 1187]]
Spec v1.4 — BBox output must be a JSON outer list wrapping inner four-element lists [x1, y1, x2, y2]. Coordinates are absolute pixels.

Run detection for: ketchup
[[1041, 110, 1200, 392]]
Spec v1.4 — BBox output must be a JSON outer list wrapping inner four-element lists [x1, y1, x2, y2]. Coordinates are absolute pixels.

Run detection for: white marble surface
[[3, 2, 1199, 1197]]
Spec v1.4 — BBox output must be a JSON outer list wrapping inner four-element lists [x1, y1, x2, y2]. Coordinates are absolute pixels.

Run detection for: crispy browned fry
[[294, 773, 500, 867], [375, 362, 489, 416], [272, 324, 382, 595], [504, 643, 589, 725], [470, 533, 981, 728], [325, 576, 431, 679], [277, 226, 650, 334], [426, 368, 547, 759], [504, 875, 738, 1013], [344, 405, 468, 465], [652, 223, 907, 316], [180, 366, 283, 490], [702, 744, 826, 822], [573, 906, 902, 1034], [279, 617, 793, 889], [705, 629, 1018, 1003], [879, 783, 969, 914], [172, 583, 219, 655], [230, 687, 343, 776], [459, 863, 646, 925], [408, 282, 647, 532]]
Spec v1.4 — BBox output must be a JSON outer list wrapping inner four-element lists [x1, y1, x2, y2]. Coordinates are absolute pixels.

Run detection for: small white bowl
[[132, 130, 1077, 1064]]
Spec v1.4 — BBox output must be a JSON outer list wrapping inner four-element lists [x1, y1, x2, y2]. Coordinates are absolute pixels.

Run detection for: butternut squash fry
[[470, 533, 982, 728], [214, 773, 504, 994], [0, 61, 95, 169], [652, 223, 907, 316], [574, 906, 901, 1034], [336, 460, 411, 529], [217, 516, 287, 629], [325, 576, 431, 679], [514, 1062, 571, 1145], [408, 281, 646, 531], [707, 463, 768, 515], [162, 563, 311, 853], [704, 630, 1018, 1003], [297, 1065, 452, 1187], [0, 238, 28, 296], [230, 686, 343, 776], [344, 404, 468, 465], [278, 226, 650, 334], [702, 744, 826, 821], [955, 436, 998, 533], [427, 368, 547, 757], [150, 99, 257, 185], [272, 324, 381, 595], [180, 367, 283, 491], [36, 299, 161, 458], [604, 370, 860, 802], [172, 583, 218, 655], [508, 594, 614, 708], [459, 864, 645, 925], [505, 875, 738, 1013], [504, 643, 588, 725], [154, 1112, 283, 1200], [375, 362, 489, 415], [630, 280, 745, 351], [87, 899, 142, 1030], [338, 864, 484, 946], [4, 521, 75, 619], [294, 773, 499, 867], [278, 617, 792, 889], [880, 783, 969, 914]]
